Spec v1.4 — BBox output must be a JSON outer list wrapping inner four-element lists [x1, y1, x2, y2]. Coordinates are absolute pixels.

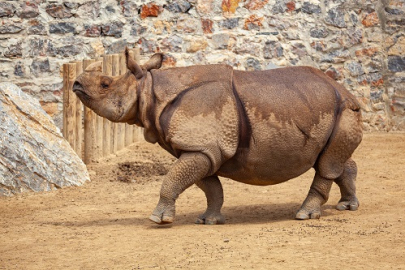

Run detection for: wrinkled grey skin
[[73, 48, 363, 225]]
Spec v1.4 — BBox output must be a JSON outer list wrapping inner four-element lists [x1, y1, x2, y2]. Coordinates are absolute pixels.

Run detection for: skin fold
[[73, 48, 362, 225]]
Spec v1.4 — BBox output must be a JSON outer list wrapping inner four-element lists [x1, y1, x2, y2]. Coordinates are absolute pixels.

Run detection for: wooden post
[[63, 63, 77, 152], [95, 57, 104, 157], [131, 47, 142, 144], [117, 53, 127, 150], [83, 59, 96, 164], [73, 60, 84, 159], [102, 55, 112, 156], [111, 54, 120, 153]]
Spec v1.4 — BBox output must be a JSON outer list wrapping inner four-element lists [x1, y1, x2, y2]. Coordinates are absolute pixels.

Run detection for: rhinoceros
[[73, 48, 363, 225]]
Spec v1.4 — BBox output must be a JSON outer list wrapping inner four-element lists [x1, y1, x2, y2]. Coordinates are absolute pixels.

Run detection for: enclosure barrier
[[62, 48, 143, 164]]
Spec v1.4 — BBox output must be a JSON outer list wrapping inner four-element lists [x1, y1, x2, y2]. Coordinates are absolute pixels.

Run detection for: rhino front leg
[[296, 173, 333, 220], [195, 176, 225, 225], [149, 152, 211, 224]]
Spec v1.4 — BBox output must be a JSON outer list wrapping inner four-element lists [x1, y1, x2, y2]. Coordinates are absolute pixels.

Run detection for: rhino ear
[[85, 61, 102, 72], [142, 53, 163, 71], [125, 47, 144, 80]]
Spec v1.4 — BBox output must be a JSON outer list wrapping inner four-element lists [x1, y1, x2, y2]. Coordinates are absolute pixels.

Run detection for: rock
[[244, 15, 264, 30], [84, 24, 102, 37], [385, 7, 404, 15], [105, 39, 128, 54], [388, 56, 405, 72], [321, 49, 350, 63], [4, 42, 23, 58], [120, 0, 138, 17], [234, 40, 261, 55], [76, 1, 100, 19], [160, 35, 183, 52], [340, 28, 363, 48], [28, 38, 49, 57], [153, 20, 172, 35], [46, 4, 73, 19], [17, 2, 39, 19], [176, 16, 200, 33], [30, 59, 51, 76], [245, 0, 269, 11], [0, 2, 15, 17], [197, 0, 215, 15], [201, 19, 214, 34], [272, 0, 288, 14], [49, 22, 77, 34], [222, 0, 240, 14], [325, 7, 346, 28], [263, 40, 284, 59], [345, 61, 365, 76], [130, 20, 147, 36], [0, 83, 90, 196], [302, 2, 321, 14], [212, 33, 230, 49], [187, 38, 208, 53], [286, 1, 296, 12], [137, 37, 158, 54], [219, 18, 240, 29], [47, 37, 83, 57], [27, 19, 47, 35], [165, 0, 192, 13], [291, 42, 307, 57], [311, 41, 327, 52], [362, 12, 379, 27], [355, 47, 379, 57], [0, 22, 24, 34], [245, 57, 261, 71], [101, 21, 124, 38], [310, 27, 329, 38], [140, 3, 162, 19], [14, 62, 26, 77], [388, 36, 405, 56], [357, 73, 384, 86]]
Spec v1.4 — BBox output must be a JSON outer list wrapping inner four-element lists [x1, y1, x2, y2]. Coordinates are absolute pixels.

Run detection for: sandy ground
[[0, 133, 404, 270]]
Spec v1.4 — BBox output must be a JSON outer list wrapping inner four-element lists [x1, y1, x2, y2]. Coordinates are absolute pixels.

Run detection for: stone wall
[[0, 0, 404, 130]]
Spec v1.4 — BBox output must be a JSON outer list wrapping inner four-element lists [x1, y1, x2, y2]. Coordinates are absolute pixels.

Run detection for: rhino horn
[[85, 61, 102, 72]]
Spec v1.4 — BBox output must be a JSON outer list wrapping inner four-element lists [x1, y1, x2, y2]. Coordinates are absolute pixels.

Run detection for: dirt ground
[[1, 133, 404, 270]]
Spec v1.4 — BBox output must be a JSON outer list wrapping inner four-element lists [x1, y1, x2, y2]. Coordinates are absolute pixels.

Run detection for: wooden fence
[[62, 48, 143, 164]]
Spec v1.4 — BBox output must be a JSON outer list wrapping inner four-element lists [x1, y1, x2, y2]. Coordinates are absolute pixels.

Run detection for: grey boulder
[[0, 82, 90, 196]]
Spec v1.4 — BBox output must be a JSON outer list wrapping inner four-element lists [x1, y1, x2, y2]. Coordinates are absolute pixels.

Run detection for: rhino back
[[218, 66, 342, 185]]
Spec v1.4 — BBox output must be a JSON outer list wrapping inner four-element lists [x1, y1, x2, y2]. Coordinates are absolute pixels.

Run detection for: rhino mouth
[[72, 81, 91, 99]]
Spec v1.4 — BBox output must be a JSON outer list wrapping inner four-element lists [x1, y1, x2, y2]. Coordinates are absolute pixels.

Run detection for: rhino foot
[[195, 213, 225, 225], [336, 198, 359, 211], [149, 199, 175, 225]]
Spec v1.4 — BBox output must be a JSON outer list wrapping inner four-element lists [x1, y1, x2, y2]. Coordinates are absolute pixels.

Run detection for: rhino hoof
[[295, 210, 321, 220], [149, 214, 173, 224], [195, 214, 225, 225], [336, 200, 359, 211]]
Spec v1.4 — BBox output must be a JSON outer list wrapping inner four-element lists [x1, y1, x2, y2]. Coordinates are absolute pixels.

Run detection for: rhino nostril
[[72, 81, 84, 92]]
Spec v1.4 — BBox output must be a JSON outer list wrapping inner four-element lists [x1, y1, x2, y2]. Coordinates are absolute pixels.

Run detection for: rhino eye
[[100, 76, 112, 89]]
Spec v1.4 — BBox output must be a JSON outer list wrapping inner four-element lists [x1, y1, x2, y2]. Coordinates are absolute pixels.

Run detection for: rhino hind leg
[[149, 152, 211, 224], [334, 158, 359, 211], [195, 176, 225, 225], [296, 108, 362, 220], [296, 173, 333, 220]]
